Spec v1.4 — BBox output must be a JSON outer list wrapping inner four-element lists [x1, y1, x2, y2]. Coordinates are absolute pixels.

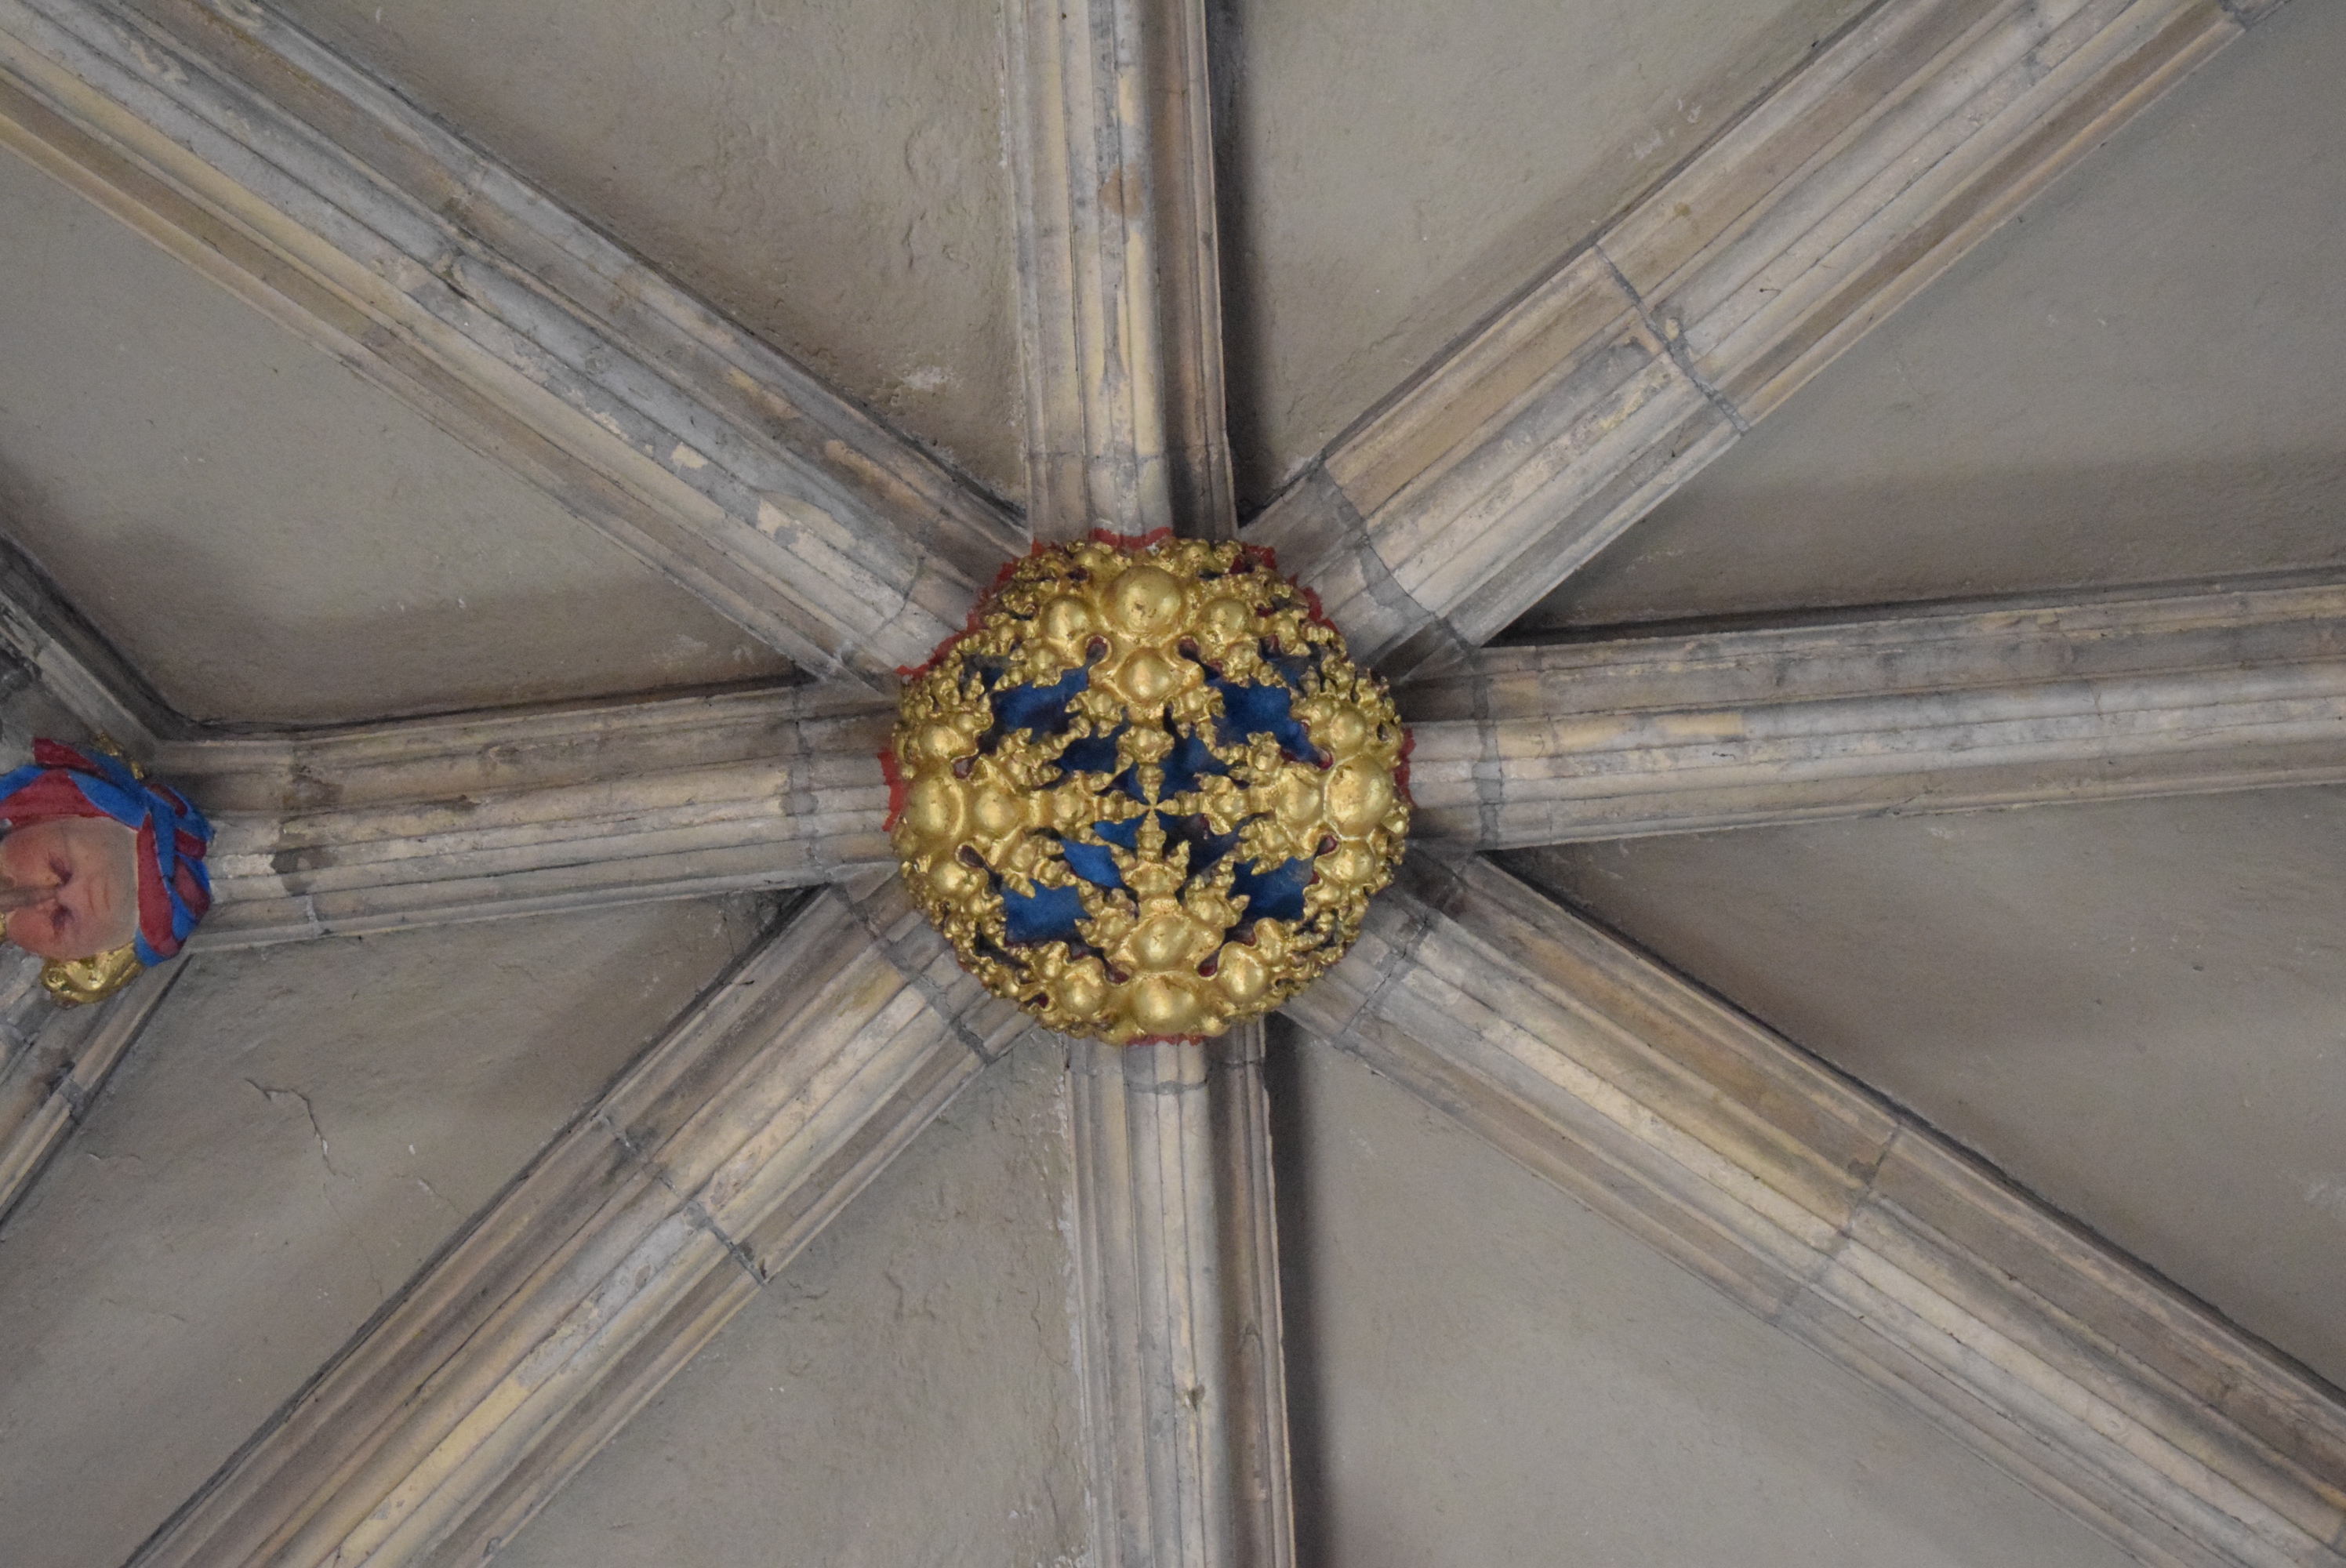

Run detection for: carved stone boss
[[887, 535, 1411, 1043]]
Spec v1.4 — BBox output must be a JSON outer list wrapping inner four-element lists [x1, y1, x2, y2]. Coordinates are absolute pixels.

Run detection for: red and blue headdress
[[0, 738, 212, 965]]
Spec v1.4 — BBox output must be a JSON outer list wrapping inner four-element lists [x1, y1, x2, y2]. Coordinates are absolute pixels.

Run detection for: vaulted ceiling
[[0, 0, 2341, 1564]]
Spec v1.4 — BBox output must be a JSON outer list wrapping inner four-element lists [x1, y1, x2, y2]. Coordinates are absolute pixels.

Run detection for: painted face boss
[[0, 739, 213, 1004]]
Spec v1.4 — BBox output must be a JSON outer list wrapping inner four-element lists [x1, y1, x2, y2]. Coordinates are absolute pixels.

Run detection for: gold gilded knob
[[887, 536, 1411, 1044]]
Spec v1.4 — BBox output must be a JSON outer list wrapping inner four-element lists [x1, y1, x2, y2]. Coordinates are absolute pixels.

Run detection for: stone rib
[[1250, 0, 2281, 681], [1007, 0, 1235, 541], [1284, 858, 2346, 1568], [129, 881, 1028, 1568], [1066, 1023, 1296, 1568], [158, 684, 898, 945], [0, 521, 182, 750], [0, 0, 1025, 685], [1400, 579, 2346, 848], [0, 953, 182, 1226]]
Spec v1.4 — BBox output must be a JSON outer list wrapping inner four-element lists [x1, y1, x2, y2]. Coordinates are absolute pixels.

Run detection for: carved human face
[[0, 816, 140, 960]]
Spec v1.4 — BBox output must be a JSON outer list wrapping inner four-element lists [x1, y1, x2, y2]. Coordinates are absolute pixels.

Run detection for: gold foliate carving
[[888, 536, 1410, 1044]]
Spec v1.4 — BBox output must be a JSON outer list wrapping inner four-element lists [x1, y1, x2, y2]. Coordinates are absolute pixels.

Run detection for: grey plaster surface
[[1267, 1024, 2141, 1568], [1518, 0, 2346, 635], [1214, 0, 1871, 514], [272, 0, 1026, 506], [0, 147, 790, 727], [0, 898, 766, 1566], [1509, 786, 2346, 1392], [496, 1034, 1091, 1568]]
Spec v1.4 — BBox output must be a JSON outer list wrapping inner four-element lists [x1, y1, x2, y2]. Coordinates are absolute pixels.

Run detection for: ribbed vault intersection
[[0, 0, 2340, 1563]]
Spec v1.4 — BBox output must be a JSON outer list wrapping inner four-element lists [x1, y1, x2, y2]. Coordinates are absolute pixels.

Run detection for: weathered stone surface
[[1269, 1026, 2143, 1568], [167, 684, 895, 945], [0, 949, 177, 1226], [0, 522, 180, 746], [1067, 1024, 1295, 1568], [0, 0, 1022, 685], [1403, 579, 2346, 846], [1251, 0, 2276, 679], [490, 1037, 1095, 1568], [272, 0, 1028, 506], [1511, 786, 2346, 1395], [1215, 0, 1873, 512], [1523, 0, 2346, 637], [0, 900, 766, 1568], [1286, 858, 2346, 1568], [129, 882, 1026, 1568], [1008, 0, 1234, 540], [0, 147, 794, 727]]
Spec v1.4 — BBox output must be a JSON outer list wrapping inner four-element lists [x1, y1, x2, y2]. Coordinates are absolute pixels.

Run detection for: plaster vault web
[[0, 0, 2340, 1564]]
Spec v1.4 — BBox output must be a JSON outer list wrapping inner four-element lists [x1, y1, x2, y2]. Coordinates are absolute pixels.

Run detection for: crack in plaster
[[245, 1077, 344, 1179], [243, 1077, 398, 1298], [410, 1172, 464, 1222]]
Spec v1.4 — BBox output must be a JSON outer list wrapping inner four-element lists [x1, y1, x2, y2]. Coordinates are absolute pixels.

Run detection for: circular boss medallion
[[886, 536, 1411, 1043]]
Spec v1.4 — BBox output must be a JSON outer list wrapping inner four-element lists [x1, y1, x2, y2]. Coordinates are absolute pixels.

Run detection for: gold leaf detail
[[888, 539, 1409, 1044]]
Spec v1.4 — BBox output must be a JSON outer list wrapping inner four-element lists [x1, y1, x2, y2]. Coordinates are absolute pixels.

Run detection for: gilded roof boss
[[887, 536, 1410, 1043]]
